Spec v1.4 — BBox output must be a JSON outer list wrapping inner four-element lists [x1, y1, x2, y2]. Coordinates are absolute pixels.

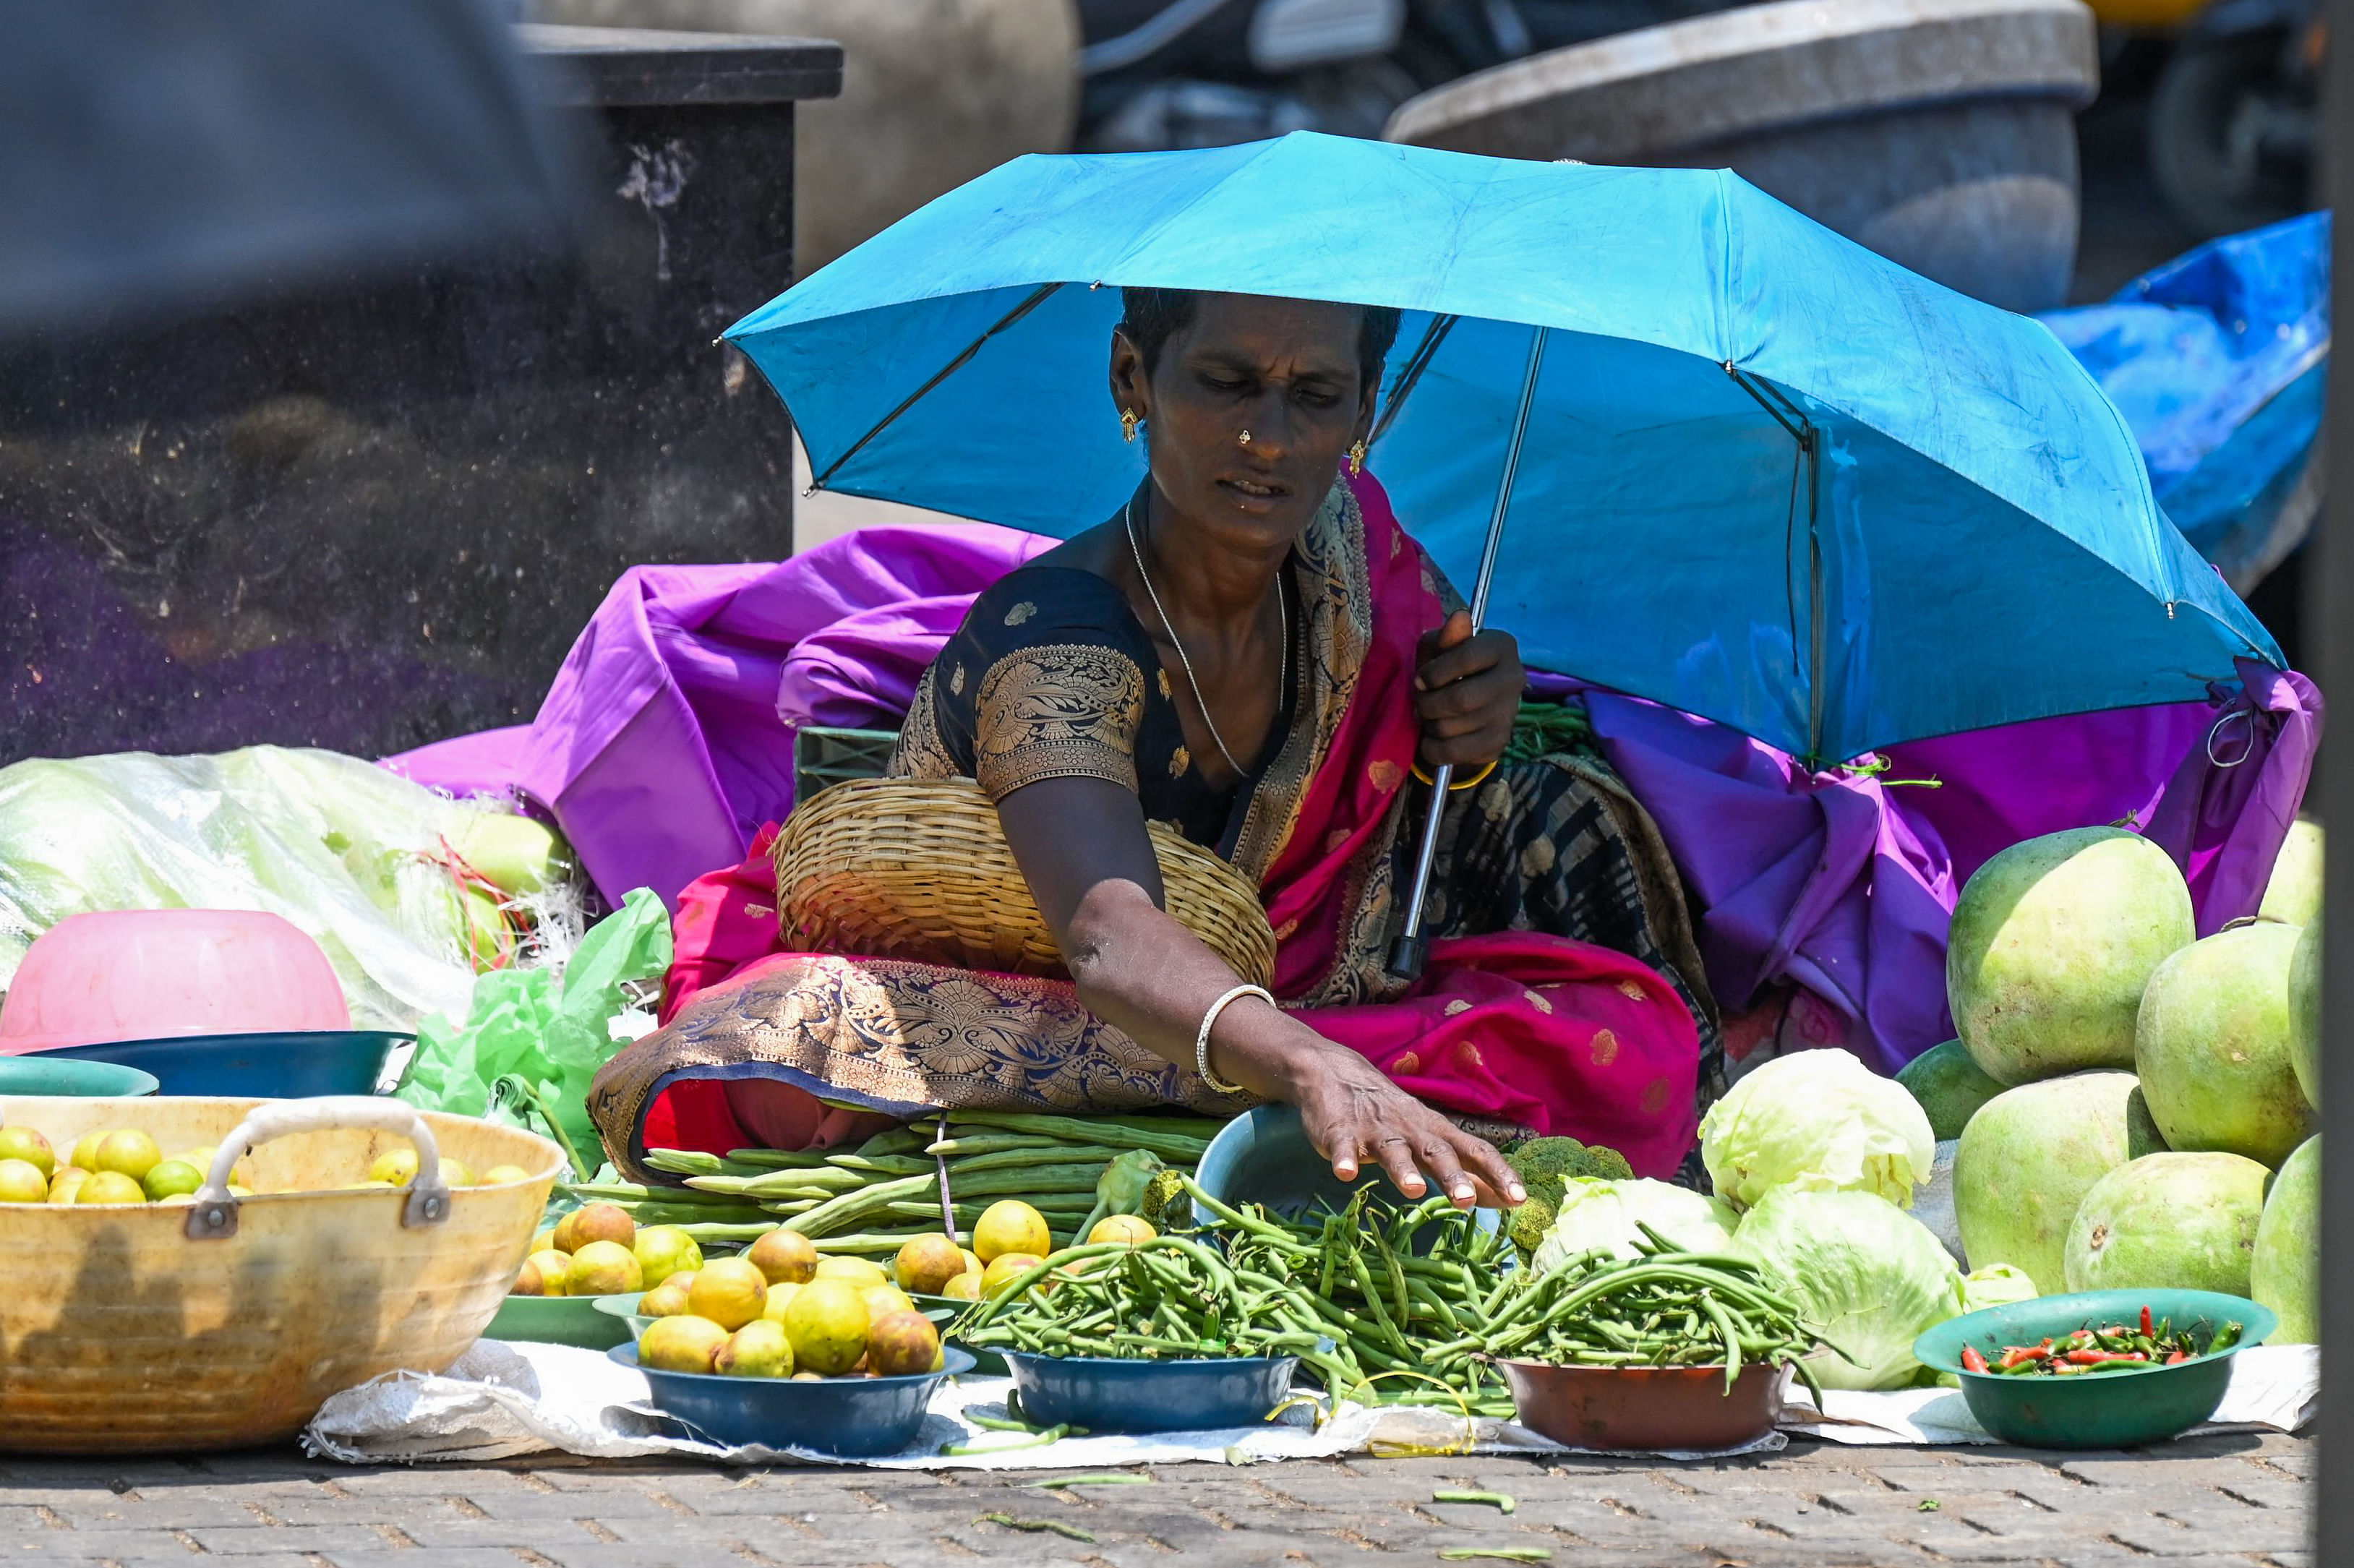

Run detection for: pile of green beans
[[953, 1233, 1330, 1364], [1481, 1223, 1831, 1402], [1204, 1182, 1520, 1418]]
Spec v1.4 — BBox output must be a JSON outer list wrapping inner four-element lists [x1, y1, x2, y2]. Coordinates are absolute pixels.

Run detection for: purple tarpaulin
[[388, 525, 1050, 908], [384, 528, 2317, 1075]]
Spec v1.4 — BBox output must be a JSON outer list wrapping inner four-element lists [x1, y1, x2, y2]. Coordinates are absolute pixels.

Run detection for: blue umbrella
[[726, 132, 2282, 963]]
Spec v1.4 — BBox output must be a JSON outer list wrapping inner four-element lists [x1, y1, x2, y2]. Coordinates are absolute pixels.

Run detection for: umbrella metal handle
[[1388, 325, 1549, 981], [185, 1095, 454, 1241]]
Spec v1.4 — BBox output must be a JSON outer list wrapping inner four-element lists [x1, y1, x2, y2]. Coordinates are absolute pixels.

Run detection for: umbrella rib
[[1369, 314, 1460, 449], [808, 281, 1066, 492], [1726, 364, 1828, 766]]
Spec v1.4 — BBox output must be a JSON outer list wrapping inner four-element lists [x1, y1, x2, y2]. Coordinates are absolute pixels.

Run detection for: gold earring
[[1348, 440, 1366, 476], [1238, 428, 1253, 446], [1121, 409, 1139, 443]]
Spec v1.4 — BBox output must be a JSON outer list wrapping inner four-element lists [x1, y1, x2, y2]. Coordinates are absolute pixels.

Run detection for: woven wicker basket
[[772, 777, 1276, 986]]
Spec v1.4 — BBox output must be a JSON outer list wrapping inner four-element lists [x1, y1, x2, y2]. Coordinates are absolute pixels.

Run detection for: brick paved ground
[[0, 1431, 2309, 1568]]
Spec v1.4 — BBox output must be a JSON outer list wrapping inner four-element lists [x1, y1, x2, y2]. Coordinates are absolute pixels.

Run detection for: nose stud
[[1238, 428, 1251, 446]]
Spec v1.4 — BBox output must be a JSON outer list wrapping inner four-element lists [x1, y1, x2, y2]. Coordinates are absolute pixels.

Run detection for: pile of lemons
[[637, 1229, 945, 1381], [0, 1124, 529, 1207], [618, 1198, 1160, 1382], [513, 1202, 701, 1300]]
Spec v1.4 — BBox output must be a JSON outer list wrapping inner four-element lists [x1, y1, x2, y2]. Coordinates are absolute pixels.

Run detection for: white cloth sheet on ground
[[301, 1341, 2315, 1469]]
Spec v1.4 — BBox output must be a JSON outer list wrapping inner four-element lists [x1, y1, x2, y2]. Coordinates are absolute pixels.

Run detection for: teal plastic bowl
[[0, 1056, 160, 1098], [1194, 1103, 1501, 1246], [486, 1293, 637, 1350], [1913, 1288, 2274, 1449]]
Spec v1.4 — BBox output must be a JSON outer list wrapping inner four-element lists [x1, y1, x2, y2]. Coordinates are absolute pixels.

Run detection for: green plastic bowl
[[0, 1056, 160, 1097], [1913, 1288, 2274, 1449], [486, 1293, 637, 1350]]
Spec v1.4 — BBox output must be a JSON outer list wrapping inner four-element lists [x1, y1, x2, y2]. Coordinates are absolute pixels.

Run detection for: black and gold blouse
[[890, 565, 1298, 853]]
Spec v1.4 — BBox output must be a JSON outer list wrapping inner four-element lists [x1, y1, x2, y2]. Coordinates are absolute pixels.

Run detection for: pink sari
[[591, 474, 1701, 1178]]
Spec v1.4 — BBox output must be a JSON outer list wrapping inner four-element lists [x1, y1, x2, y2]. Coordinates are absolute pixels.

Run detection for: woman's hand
[[1415, 610, 1523, 771], [1280, 1041, 1527, 1209]]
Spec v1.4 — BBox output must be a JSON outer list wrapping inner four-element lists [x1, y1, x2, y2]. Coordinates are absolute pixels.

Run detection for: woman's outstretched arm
[[998, 774, 1525, 1210]]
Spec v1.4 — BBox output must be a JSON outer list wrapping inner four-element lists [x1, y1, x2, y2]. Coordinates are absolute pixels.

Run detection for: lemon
[[437, 1157, 476, 1188], [746, 1227, 818, 1285], [759, 1280, 804, 1324], [565, 1240, 644, 1297], [714, 1319, 796, 1378], [0, 1126, 54, 1179], [560, 1202, 633, 1251], [861, 1285, 915, 1321], [779, 1280, 870, 1376], [812, 1255, 888, 1289], [1088, 1214, 1157, 1247], [530, 1228, 563, 1255], [639, 1314, 729, 1374], [633, 1226, 703, 1288], [939, 1271, 983, 1302], [528, 1253, 569, 1297], [972, 1200, 1050, 1263], [640, 1274, 696, 1317], [142, 1161, 203, 1202], [45, 1169, 87, 1204], [960, 1248, 984, 1277], [980, 1252, 1043, 1296], [480, 1164, 531, 1185], [687, 1257, 769, 1330], [865, 1309, 942, 1378], [510, 1254, 561, 1296], [893, 1233, 967, 1295], [368, 1147, 419, 1186], [0, 1159, 48, 1204], [93, 1130, 160, 1181], [75, 1170, 146, 1205], [69, 1134, 107, 1173]]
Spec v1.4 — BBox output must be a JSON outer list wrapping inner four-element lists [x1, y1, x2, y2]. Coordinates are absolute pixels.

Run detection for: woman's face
[[1112, 293, 1376, 549]]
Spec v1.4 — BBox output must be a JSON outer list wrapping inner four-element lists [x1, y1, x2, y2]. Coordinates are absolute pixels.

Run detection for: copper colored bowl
[[1497, 1359, 1783, 1451]]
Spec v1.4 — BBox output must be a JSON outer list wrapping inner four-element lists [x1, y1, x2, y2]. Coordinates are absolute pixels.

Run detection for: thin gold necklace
[[1123, 495, 1287, 777]]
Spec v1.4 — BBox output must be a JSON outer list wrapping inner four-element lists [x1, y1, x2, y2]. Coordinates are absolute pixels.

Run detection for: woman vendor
[[591, 290, 1718, 1201]]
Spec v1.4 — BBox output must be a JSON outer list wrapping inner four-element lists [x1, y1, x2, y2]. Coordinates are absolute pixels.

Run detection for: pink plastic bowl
[[0, 910, 350, 1054]]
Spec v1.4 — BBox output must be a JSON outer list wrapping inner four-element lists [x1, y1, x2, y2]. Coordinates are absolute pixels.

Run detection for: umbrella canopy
[[727, 132, 2280, 763]]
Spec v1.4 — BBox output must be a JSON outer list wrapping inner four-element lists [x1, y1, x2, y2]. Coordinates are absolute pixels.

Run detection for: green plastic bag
[[395, 887, 670, 1174]]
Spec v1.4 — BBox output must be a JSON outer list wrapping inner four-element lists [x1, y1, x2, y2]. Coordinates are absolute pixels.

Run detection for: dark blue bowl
[[38, 1030, 407, 1098], [1001, 1349, 1298, 1435], [612, 1344, 974, 1457]]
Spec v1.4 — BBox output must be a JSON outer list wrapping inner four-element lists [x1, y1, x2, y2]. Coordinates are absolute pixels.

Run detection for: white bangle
[[1196, 983, 1272, 1095]]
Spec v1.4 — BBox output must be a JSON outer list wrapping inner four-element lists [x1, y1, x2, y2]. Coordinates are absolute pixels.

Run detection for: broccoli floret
[[1507, 1191, 1557, 1256], [1498, 1136, 1633, 1258], [1505, 1135, 1633, 1197], [1136, 1168, 1193, 1233]]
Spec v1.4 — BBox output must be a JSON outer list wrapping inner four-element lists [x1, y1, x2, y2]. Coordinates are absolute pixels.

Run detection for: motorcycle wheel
[[2149, 30, 2310, 239]]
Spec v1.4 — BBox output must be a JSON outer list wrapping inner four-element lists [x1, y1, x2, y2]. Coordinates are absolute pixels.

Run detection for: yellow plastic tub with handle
[[0, 1095, 559, 1453]]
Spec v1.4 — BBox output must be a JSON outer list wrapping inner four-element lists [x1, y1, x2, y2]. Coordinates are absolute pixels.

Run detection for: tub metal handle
[[185, 1095, 451, 1241]]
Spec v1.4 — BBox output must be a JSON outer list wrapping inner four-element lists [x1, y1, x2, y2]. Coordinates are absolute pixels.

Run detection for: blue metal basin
[[1001, 1348, 1298, 1435], [614, 1344, 974, 1456]]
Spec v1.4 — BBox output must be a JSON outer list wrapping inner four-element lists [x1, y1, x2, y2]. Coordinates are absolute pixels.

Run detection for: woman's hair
[[1120, 287, 1402, 395]]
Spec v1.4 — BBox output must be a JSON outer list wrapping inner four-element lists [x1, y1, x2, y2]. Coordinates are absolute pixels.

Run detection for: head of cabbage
[[1529, 1179, 1741, 1275], [1700, 1049, 1935, 1210], [1732, 1187, 1963, 1390]]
